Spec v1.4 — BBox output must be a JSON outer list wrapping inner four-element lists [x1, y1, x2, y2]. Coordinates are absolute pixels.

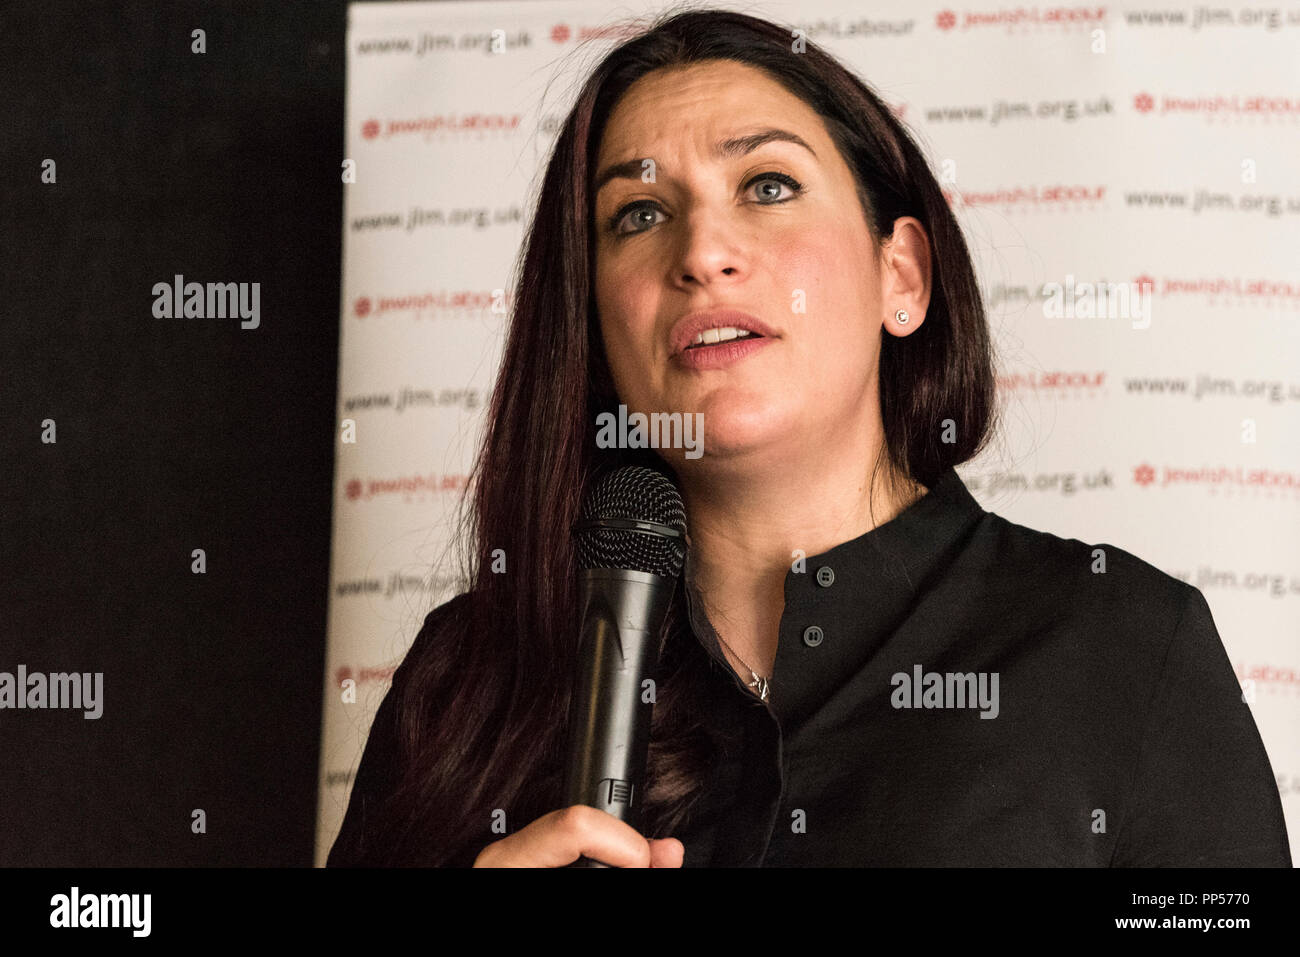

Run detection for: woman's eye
[[747, 172, 803, 203], [609, 203, 664, 236], [607, 172, 804, 237]]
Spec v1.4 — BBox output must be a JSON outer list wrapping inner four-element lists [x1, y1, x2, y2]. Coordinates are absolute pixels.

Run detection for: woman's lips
[[673, 334, 772, 370]]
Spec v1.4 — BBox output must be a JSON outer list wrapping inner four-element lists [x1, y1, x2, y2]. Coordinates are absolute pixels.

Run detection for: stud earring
[[895, 309, 909, 324]]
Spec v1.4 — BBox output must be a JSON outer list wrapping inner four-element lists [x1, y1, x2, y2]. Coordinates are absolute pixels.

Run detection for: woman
[[327, 9, 1291, 868]]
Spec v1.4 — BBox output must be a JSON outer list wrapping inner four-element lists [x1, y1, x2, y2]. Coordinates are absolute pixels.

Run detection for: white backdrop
[[315, 0, 1300, 866]]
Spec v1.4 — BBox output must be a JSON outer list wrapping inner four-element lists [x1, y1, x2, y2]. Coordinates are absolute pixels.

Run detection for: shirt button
[[815, 566, 835, 587], [802, 625, 824, 647]]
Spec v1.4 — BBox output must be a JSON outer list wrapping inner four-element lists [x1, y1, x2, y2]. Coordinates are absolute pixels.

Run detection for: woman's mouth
[[676, 331, 772, 370], [684, 327, 764, 350]]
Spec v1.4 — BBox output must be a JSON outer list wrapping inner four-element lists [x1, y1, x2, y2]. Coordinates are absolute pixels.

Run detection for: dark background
[[1, 1, 351, 865]]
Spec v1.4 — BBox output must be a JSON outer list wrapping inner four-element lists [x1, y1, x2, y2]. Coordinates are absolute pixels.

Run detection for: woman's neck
[[679, 455, 925, 681]]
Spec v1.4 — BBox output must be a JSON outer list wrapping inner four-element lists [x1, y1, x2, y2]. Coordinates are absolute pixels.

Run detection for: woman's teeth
[[687, 327, 759, 349]]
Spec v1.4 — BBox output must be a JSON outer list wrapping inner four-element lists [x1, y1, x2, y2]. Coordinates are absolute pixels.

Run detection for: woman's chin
[[679, 409, 789, 461]]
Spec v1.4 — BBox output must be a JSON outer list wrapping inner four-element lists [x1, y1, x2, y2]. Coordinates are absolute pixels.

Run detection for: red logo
[[551, 23, 571, 43], [936, 10, 957, 30], [355, 297, 371, 317], [1133, 464, 1156, 487], [345, 479, 362, 500], [1133, 93, 1155, 113], [362, 119, 380, 139]]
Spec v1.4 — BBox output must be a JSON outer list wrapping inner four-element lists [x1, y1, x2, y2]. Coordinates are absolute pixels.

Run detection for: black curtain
[[0, 0, 350, 865]]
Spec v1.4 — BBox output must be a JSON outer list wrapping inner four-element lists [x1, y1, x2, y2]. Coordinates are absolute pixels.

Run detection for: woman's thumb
[[649, 837, 684, 868]]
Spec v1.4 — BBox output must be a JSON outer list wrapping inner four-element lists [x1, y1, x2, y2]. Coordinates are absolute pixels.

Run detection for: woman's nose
[[672, 210, 747, 287]]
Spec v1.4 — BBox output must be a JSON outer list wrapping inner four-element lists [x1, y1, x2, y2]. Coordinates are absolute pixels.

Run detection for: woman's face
[[592, 59, 927, 474]]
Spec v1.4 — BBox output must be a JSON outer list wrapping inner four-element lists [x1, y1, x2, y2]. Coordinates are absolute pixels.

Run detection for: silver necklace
[[714, 631, 770, 702]]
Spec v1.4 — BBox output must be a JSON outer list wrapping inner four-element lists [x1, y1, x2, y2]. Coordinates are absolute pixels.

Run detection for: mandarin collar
[[680, 466, 987, 723]]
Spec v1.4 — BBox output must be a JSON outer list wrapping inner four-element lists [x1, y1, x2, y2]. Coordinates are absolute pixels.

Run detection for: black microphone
[[562, 465, 687, 868]]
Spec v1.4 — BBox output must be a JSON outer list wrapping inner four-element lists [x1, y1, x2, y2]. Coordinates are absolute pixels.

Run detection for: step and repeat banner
[[316, 0, 1300, 865]]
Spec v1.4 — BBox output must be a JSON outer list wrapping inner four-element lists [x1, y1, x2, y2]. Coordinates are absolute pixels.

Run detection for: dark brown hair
[[356, 6, 996, 865]]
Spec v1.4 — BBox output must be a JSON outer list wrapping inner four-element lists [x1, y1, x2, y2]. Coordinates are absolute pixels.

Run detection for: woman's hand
[[471, 804, 684, 867]]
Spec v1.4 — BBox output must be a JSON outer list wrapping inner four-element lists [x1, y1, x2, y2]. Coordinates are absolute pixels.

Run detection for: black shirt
[[674, 465, 1290, 866], [328, 465, 1291, 867]]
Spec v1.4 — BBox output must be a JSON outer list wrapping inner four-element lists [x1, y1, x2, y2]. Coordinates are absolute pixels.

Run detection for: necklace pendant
[[748, 671, 770, 702]]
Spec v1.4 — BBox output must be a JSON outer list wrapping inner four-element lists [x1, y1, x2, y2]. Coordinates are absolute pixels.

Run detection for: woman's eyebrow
[[594, 127, 817, 195]]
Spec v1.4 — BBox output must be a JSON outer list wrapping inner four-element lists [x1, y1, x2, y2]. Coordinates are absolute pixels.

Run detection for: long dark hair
[[364, 7, 996, 865]]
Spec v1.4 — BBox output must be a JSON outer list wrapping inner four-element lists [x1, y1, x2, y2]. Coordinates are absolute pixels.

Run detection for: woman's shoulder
[[967, 509, 1211, 656], [957, 512, 1257, 765], [978, 509, 1186, 588], [417, 589, 475, 632], [395, 590, 475, 672]]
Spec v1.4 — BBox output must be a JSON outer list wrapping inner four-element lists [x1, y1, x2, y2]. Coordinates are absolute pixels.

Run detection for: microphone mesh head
[[575, 466, 687, 577]]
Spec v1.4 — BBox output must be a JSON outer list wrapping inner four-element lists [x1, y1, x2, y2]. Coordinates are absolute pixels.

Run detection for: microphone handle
[[562, 568, 675, 868]]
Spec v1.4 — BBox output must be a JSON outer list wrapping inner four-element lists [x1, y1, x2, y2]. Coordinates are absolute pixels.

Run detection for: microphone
[[562, 465, 687, 868]]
